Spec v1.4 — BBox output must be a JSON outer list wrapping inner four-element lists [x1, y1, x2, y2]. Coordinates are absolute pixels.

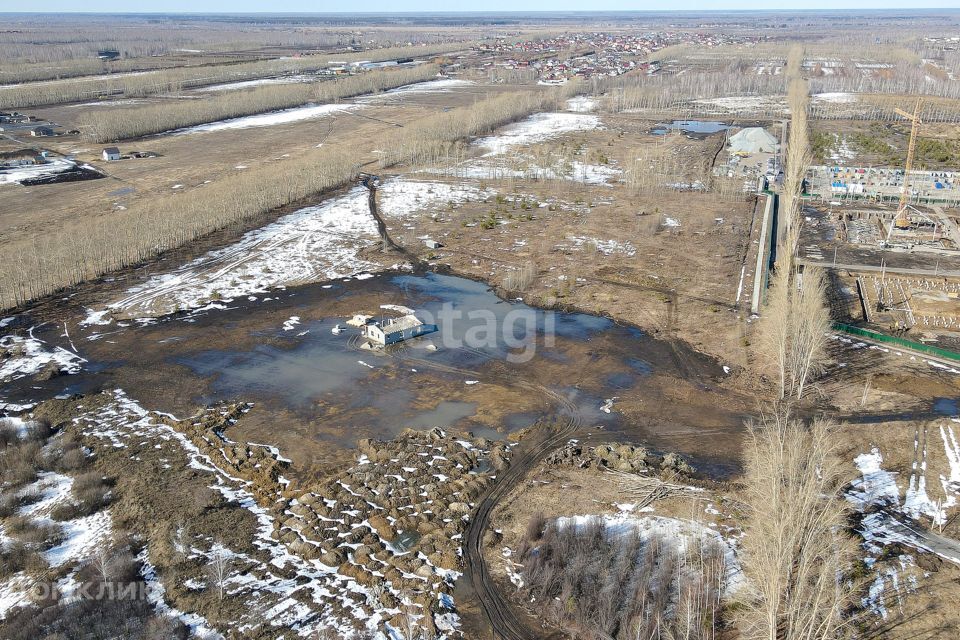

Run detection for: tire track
[[348, 337, 581, 638]]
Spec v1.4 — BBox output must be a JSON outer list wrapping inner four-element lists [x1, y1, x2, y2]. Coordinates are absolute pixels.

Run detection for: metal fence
[[833, 322, 960, 363]]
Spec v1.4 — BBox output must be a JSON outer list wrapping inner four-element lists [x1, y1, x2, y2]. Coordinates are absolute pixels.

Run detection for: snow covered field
[[354, 77, 474, 103], [171, 103, 361, 135], [849, 426, 960, 534], [689, 95, 787, 116], [100, 179, 493, 318], [813, 92, 858, 104], [425, 157, 620, 185], [0, 158, 78, 186], [565, 96, 598, 112], [422, 110, 611, 184], [475, 112, 603, 156], [170, 78, 473, 135], [0, 470, 113, 618], [687, 92, 858, 117], [198, 75, 317, 92]]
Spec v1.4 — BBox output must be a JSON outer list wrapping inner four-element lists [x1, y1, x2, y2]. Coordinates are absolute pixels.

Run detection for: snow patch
[[475, 112, 602, 156]]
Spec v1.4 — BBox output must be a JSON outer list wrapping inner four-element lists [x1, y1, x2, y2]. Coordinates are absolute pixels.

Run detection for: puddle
[[403, 401, 477, 429], [390, 530, 421, 553], [651, 120, 730, 136], [4, 271, 735, 467], [934, 397, 958, 416]]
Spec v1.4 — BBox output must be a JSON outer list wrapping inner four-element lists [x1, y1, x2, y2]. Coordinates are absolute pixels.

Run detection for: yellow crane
[[893, 97, 924, 229]]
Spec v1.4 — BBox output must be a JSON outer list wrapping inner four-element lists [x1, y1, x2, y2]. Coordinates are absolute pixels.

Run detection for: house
[[423, 239, 443, 249], [30, 126, 54, 137], [102, 147, 121, 161], [0, 150, 41, 167], [362, 314, 438, 346]]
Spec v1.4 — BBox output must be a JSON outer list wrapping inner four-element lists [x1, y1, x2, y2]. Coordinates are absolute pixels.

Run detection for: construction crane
[[893, 98, 924, 229]]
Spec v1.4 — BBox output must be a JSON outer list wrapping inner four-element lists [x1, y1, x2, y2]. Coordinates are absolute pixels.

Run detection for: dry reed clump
[[503, 262, 537, 292], [737, 413, 859, 640], [78, 64, 439, 142], [518, 514, 728, 640], [0, 88, 566, 310]]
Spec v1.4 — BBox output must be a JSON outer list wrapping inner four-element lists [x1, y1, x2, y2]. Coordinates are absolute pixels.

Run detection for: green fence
[[833, 322, 960, 364]]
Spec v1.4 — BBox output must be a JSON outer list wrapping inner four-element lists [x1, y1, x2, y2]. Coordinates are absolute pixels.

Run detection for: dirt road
[[462, 414, 581, 639], [380, 342, 585, 639]]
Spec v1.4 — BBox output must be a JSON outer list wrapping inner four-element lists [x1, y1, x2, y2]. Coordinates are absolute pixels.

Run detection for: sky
[[7, 2, 959, 12]]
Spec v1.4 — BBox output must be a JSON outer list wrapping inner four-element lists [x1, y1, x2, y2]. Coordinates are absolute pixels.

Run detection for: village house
[[362, 314, 438, 346], [102, 147, 121, 161], [0, 150, 42, 167]]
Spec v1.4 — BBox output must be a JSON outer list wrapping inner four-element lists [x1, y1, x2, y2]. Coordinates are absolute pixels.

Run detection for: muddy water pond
[[651, 120, 730, 136], [5, 271, 746, 476]]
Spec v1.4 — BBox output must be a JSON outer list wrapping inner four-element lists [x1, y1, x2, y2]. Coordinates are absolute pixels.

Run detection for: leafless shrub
[[0, 419, 18, 448], [0, 440, 43, 488], [0, 541, 48, 579], [737, 412, 859, 640], [54, 447, 88, 473], [4, 515, 66, 550], [0, 487, 41, 518], [0, 418, 51, 446], [524, 511, 545, 543], [503, 262, 537, 292], [519, 515, 727, 640], [50, 471, 113, 521]]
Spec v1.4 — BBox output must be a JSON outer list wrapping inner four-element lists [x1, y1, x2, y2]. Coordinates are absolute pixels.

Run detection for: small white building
[[102, 147, 121, 161], [362, 314, 437, 346], [346, 314, 374, 328], [423, 239, 443, 250]]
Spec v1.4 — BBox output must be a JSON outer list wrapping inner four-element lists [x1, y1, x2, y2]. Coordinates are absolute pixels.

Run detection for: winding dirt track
[[349, 336, 582, 638], [462, 414, 581, 639]]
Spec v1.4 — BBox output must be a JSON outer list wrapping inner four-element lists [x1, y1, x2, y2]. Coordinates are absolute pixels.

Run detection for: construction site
[[797, 98, 960, 349]]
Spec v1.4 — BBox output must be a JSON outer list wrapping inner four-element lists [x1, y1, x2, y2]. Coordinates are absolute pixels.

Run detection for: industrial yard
[[2, 9, 960, 640]]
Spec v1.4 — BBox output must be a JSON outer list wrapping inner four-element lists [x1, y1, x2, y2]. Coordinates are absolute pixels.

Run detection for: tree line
[[0, 42, 468, 109], [0, 87, 565, 311], [77, 64, 440, 142], [739, 47, 860, 640]]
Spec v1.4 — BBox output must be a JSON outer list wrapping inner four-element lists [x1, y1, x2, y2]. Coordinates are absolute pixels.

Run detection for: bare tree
[[400, 602, 420, 640], [757, 63, 830, 401], [206, 547, 232, 603], [738, 412, 858, 640]]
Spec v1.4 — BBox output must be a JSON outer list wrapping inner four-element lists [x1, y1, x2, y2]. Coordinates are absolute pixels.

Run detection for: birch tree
[[738, 412, 858, 640]]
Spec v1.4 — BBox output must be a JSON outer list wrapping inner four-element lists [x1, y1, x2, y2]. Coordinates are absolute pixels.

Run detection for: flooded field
[[2, 271, 746, 478]]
